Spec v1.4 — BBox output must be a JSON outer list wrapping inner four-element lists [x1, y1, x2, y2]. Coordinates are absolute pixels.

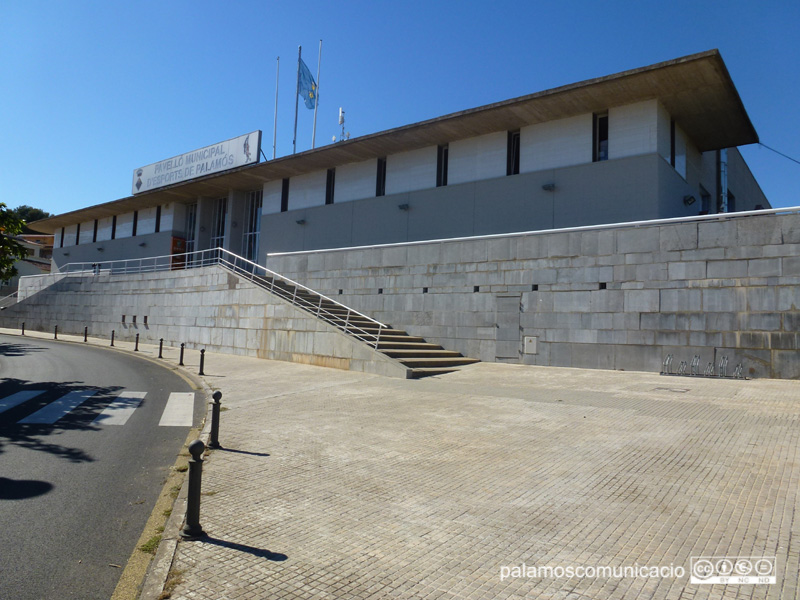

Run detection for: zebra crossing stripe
[[93, 391, 147, 425], [18, 390, 98, 424], [0, 390, 46, 415], [158, 392, 195, 427]]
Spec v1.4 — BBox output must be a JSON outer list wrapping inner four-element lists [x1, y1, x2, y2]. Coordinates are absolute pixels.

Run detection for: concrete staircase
[[247, 273, 479, 378]]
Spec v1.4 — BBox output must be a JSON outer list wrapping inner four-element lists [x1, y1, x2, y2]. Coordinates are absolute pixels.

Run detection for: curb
[[0, 328, 216, 600]]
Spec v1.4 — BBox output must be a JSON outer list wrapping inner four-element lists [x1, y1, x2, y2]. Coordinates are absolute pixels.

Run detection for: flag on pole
[[298, 58, 317, 109]]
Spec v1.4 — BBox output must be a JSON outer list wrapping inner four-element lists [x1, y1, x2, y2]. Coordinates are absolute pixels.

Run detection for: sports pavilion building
[[20, 49, 800, 379]]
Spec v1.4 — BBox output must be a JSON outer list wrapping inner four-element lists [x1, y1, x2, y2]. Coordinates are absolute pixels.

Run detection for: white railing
[[0, 290, 18, 309], [56, 248, 387, 348]]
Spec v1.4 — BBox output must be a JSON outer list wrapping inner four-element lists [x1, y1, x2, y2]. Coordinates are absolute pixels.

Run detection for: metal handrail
[[0, 290, 18, 309], [51, 247, 387, 348]]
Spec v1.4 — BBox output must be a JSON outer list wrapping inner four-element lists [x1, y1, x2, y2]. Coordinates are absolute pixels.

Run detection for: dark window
[[155, 206, 162, 233], [376, 157, 387, 197], [111, 216, 117, 240], [281, 178, 290, 212], [436, 144, 449, 187], [593, 113, 608, 162], [75, 223, 81, 245], [670, 120, 676, 167], [59, 228, 65, 248], [132, 211, 138, 237], [507, 130, 520, 176], [325, 169, 336, 205], [92, 220, 98, 243], [699, 185, 711, 215]]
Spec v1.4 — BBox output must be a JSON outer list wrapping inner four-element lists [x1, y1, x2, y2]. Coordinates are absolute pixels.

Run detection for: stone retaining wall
[[3, 266, 408, 378], [265, 212, 800, 379]]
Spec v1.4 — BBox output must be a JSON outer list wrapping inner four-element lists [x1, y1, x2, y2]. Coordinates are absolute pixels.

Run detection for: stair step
[[380, 349, 462, 359], [409, 367, 462, 379], [377, 341, 444, 350], [398, 357, 481, 368]]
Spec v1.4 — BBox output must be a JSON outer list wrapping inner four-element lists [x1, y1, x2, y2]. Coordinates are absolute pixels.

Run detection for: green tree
[[0, 203, 29, 281], [12, 205, 52, 233]]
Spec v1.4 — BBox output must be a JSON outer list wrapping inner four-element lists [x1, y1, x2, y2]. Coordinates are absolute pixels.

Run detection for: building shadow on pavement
[[198, 536, 288, 561]]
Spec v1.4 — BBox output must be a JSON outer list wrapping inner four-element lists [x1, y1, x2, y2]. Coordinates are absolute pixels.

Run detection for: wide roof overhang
[[32, 49, 757, 234]]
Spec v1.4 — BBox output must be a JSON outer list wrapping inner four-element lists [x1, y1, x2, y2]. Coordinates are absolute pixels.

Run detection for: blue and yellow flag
[[298, 58, 317, 109]]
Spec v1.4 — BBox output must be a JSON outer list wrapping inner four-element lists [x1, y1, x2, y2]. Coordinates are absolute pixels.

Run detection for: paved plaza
[[163, 350, 798, 599], [4, 329, 798, 598]]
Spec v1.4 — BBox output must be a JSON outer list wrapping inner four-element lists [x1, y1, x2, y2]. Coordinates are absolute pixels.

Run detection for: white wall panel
[[263, 180, 283, 214], [63, 224, 77, 247], [161, 204, 176, 232], [289, 171, 326, 210], [78, 220, 94, 245], [116, 212, 134, 239], [608, 100, 659, 160], [336, 159, 378, 203], [97, 217, 113, 242], [137, 206, 158, 236], [386, 146, 437, 194], [448, 132, 508, 185], [520, 114, 592, 172]]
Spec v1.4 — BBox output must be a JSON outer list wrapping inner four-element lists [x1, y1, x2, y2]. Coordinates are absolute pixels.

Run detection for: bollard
[[209, 391, 222, 449], [54, 325, 58, 340], [134, 333, 140, 352], [158, 338, 164, 359], [181, 439, 206, 539], [21, 322, 25, 336], [110, 330, 115, 346], [84, 326, 88, 342], [199, 349, 206, 376], [179, 343, 185, 366]]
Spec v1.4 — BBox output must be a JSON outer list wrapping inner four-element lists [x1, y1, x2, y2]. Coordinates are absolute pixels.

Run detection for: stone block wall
[[266, 212, 800, 379], [3, 267, 408, 378]]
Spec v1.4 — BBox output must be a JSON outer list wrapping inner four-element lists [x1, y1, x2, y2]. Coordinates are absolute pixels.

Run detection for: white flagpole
[[312, 39, 322, 149], [292, 46, 301, 154], [273, 56, 279, 159]]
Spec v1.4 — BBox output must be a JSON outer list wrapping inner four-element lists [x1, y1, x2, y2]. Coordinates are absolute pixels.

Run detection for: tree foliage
[[12, 205, 52, 233], [0, 203, 29, 282]]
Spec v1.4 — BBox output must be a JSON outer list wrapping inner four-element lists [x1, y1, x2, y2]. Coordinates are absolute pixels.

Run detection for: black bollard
[[84, 326, 88, 342], [181, 439, 206, 539], [209, 391, 222, 449], [158, 338, 164, 359], [54, 325, 58, 340], [134, 333, 140, 352], [110, 330, 115, 347], [21, 322, 25, 336], [199, 349, 206, 375], [179, 343, 185, 366]]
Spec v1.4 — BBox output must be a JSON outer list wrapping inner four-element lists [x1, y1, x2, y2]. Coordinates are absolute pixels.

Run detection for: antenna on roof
[[333, 107, 350, 142]]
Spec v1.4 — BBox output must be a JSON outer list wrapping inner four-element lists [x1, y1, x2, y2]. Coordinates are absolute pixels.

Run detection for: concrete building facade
[[34, 50, 767, 268]]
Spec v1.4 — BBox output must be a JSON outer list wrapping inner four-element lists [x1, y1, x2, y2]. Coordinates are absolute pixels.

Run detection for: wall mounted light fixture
[[96, 247, 104, 252], [683, 195, 696, 206], [398, 203, 410, 211], [542, 183, 556, 192], [139, 242, 147, 247], [296, 219, 306, 225]]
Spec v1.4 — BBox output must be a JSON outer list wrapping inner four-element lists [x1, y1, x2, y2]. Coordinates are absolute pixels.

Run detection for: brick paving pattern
[[165, 359, 799, 600]]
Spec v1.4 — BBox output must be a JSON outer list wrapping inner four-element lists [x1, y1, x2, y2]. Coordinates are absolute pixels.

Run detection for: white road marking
[[158, 392, 195, 427], [93, 391, 147, 425], [18, 390, 98, 424], [0, 390, 46, 414]]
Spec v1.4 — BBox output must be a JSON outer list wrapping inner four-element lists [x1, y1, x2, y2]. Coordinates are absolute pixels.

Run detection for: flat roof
[[33, 49, 757, 234]]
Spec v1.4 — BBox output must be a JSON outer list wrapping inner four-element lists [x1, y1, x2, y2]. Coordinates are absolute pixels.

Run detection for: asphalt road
[[0, 334, 203, 600]]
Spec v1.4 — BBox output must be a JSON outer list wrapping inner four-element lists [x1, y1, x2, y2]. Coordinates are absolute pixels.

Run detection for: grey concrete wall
[[266, 211, 800, 379], [3, 266, 408, 379], [53, 230, 175, 269], [259, 153, 694, 256]]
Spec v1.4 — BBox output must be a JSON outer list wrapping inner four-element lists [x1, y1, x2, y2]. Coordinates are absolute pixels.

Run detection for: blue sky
[[2, 0, 799, 216]]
